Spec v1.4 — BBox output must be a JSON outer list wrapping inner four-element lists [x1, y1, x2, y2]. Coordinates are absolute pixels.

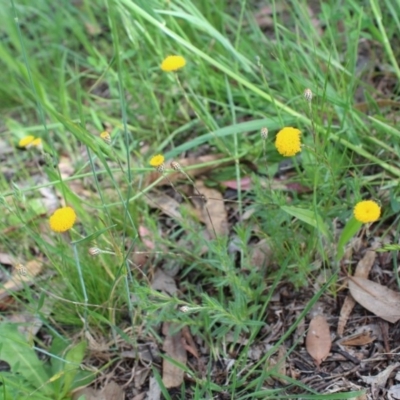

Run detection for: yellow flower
[[149, 154, 165, 168], [275, 127, 302, 157], [49, 206, 77, 233], [353, 200, 381, 223], [160, 55, 186, 72], [19, 136, 35, 148], [100, 131, 111, 144], [31, 138, 42, 148]]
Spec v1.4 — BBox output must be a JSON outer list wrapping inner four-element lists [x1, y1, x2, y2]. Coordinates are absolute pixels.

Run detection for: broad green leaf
[[60, 341, 87, 398], [0, 324, 51, 395], [280, 206, 329, 238]]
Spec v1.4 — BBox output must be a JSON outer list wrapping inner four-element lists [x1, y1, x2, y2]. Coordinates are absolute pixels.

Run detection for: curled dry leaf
[[339, 330, 376, 347], [306, 314, 332, 367], [348, 277, 400, 323]]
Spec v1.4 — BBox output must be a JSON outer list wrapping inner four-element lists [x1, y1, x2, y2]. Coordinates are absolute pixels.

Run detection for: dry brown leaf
[[132, 394, 146, 400], [0, 253, 15, 265], [181, 326, 199, 360], [339, 330, 376, 346], [151, 269, 177, 296], [306, 314, 332, 367], [337, 250, 376, 335], [194, 181, 228, 238], [143, 192, 183, 222], [337, 290, 357, 336], [72, 381, 124, 400], [348, 277, 400, 323], [146, 154, 226, 186], [354, 250, 376, 277], [250, 239, 273, 269], [139, 225, 156, 250], [162, 322, 187, 388], [0, 260, 43, 301]]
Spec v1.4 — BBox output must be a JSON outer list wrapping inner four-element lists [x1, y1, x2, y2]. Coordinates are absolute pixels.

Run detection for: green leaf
[[0, 324, 51, 395], [71, 225, 117, 245], [59, 341, 87, 398], [336, 217, 362, 262], [280, 206, 329, 238]]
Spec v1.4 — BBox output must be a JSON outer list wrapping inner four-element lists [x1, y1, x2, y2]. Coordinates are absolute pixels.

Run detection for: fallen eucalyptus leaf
[[348, 277, 400, 323]]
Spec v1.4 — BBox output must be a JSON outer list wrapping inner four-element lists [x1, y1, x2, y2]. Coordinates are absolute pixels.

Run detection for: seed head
[[170, 161, 182, 171], [15, 263, 27, 276], [304, 88, 313, 102], [261, 127, 268, 140], [88, 247, 102, 256]]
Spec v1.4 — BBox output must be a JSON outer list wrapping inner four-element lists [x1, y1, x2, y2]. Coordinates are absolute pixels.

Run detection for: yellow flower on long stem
[[49, 207, 77, 233], [353, 200, 381, 223], [19, 136, 35, 148], [149, 154, 165, 168], [160, 55, 186, 72], [275, 127, 302, 157]]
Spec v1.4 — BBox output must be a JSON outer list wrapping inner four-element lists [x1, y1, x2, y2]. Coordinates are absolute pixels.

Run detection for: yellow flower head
[[160, 55, 186, 72], [49, 206, 77, 233], [149, 154, 165, 168], [100, 131, 111, 144], [275, 127, 302, 157], [31, 138, 42, 148], [19, 135, 35, 148], [353, 200, 381, 223]]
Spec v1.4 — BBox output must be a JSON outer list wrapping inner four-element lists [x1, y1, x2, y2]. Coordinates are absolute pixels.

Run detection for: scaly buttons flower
[[19, 136, 35, 148], [49, 207, 77, 233], [149, 154, 165, 168], [275, 127, 302, 157], [160, 55, 186, 72], [353, 200, 381, 223]]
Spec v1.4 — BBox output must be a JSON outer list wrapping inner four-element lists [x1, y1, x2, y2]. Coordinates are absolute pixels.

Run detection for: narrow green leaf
[[336, 217, 362, 261]]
